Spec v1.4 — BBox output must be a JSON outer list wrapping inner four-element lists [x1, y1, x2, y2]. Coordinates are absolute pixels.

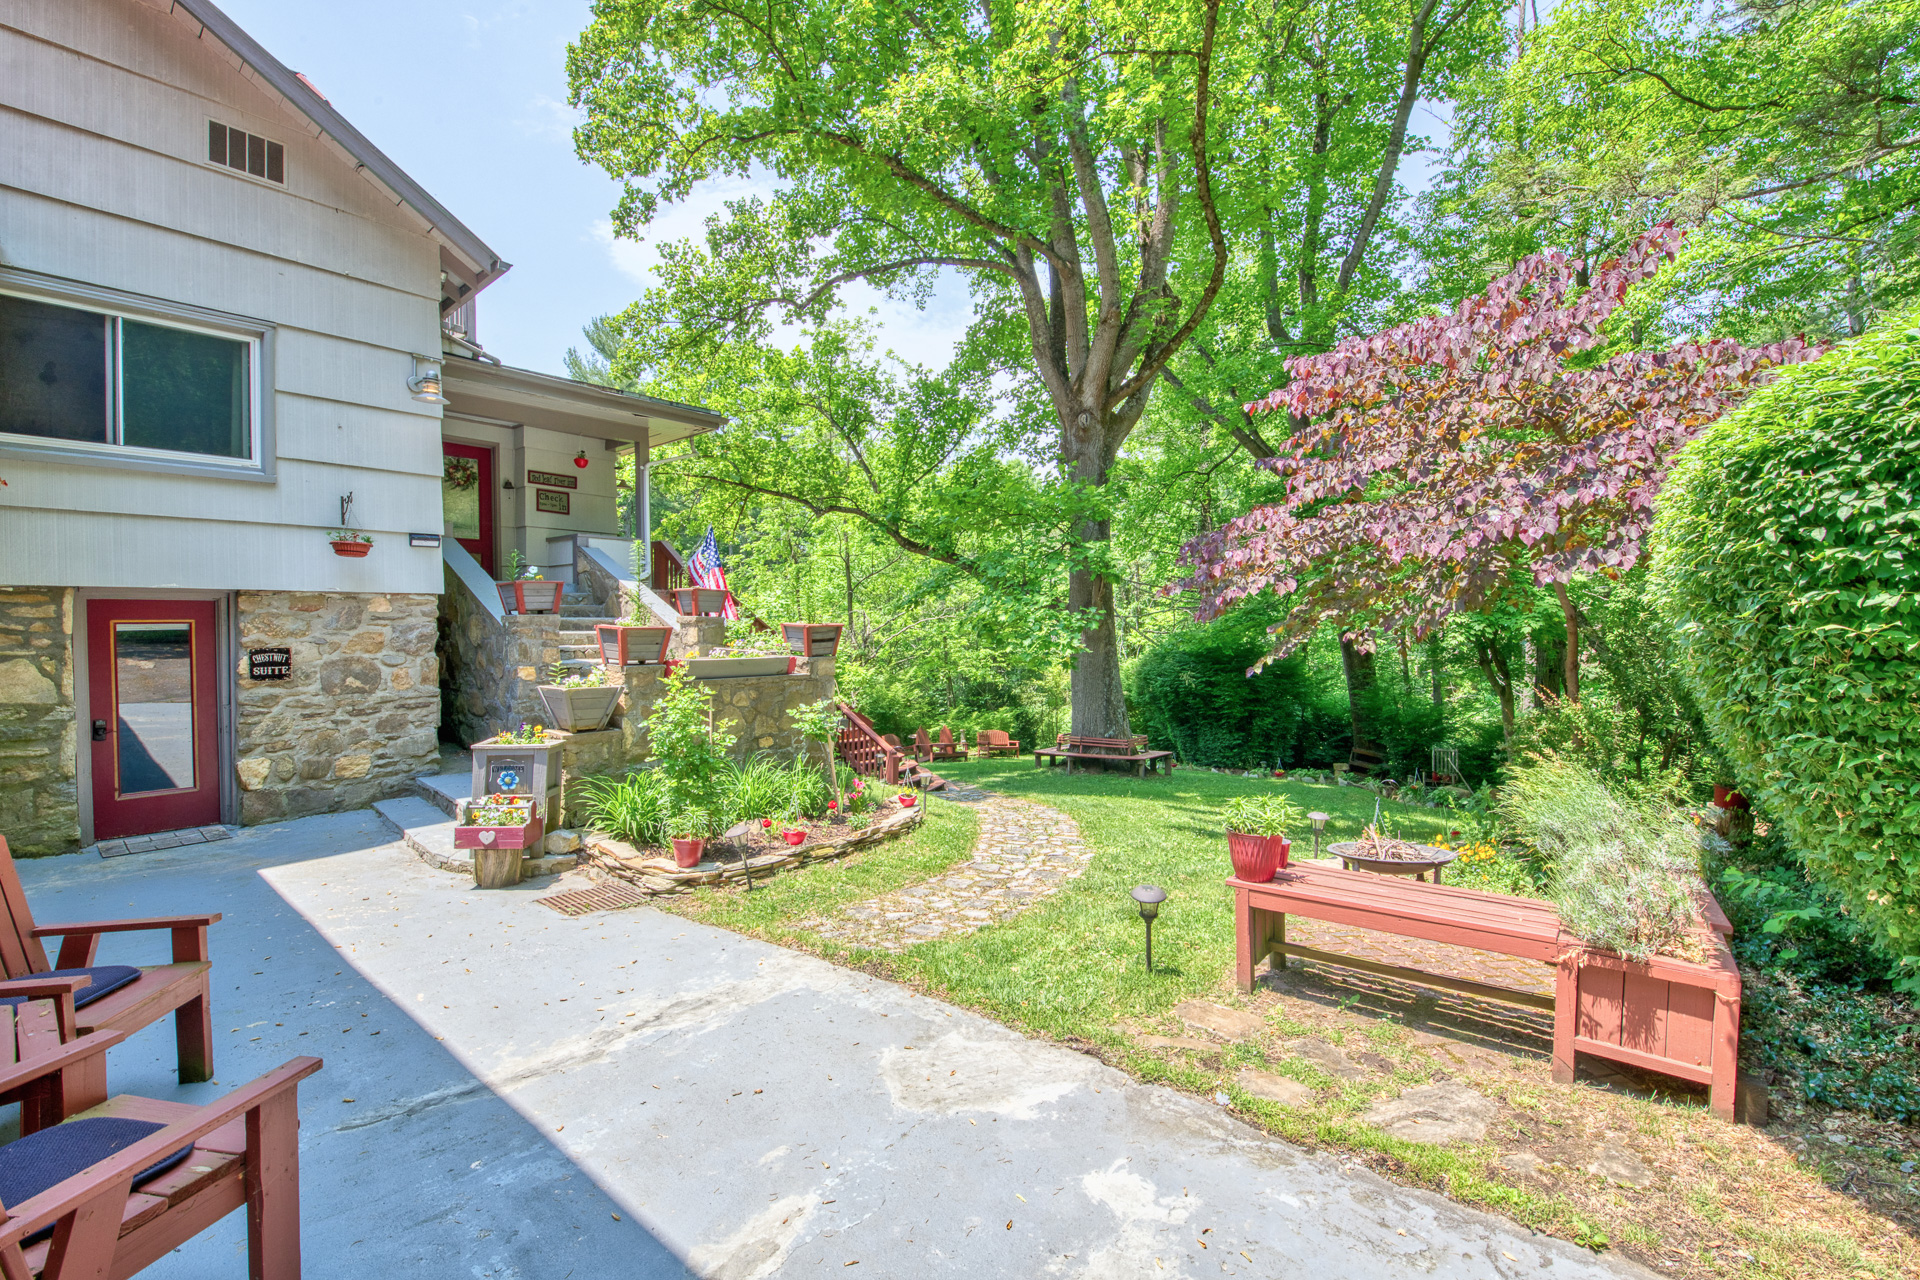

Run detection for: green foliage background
[[1651, 309, 1920, 983]]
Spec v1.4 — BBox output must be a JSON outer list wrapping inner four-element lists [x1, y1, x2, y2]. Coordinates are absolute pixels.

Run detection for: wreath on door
[[443, 455, 479, 491]]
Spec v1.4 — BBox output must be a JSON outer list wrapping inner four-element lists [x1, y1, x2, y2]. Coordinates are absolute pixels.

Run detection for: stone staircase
[[552, 587, 617, 679]]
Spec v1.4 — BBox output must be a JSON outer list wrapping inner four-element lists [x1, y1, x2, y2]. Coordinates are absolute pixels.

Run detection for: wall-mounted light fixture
[[408, 354, 446, 404]]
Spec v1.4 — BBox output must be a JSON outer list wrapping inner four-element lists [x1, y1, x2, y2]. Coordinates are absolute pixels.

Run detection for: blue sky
[[218, 0, 972, 378]]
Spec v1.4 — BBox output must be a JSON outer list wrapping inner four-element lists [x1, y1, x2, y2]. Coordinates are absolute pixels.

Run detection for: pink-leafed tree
[[1169, 223, 1820, 698]]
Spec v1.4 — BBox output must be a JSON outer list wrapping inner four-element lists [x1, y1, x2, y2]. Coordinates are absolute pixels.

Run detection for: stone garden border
[[583, 801, 924, 897]]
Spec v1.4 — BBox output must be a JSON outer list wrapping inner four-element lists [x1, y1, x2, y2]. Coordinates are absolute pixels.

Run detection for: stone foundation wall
[[234, 591, 440, 824], [620, 659, 835, 770], [0, 588, 77, 855]]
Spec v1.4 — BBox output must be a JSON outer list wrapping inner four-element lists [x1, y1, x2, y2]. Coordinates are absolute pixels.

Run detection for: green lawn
[[649, 758, 1917, 1279]]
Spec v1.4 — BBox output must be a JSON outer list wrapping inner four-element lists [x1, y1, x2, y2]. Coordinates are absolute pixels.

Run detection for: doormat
[[536, 882, 650, 917], [94, 826, 234, 858]]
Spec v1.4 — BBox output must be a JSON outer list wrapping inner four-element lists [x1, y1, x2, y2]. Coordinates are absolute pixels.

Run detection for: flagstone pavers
[[803, 788, 1093, 952]]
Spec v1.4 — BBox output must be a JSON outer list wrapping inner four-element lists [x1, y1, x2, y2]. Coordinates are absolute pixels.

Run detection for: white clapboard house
[[0, 0, 720, 853]]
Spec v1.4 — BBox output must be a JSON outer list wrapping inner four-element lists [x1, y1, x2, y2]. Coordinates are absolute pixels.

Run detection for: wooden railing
[[651, 539, 691, 593], [835, 703, 901, 785]]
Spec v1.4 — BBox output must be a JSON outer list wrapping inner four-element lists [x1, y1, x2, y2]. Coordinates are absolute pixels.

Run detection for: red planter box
[[453, 803, 544, 851], [595, 623, 673, 666], [1555, 926, 1743, 1121], [669, 587, 729, 617], [497, 580, 564, 614], [781, 623, 844, 657]]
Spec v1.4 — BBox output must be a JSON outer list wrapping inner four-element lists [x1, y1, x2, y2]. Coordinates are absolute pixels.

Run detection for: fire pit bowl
[[1325, 840, 1460, 884]]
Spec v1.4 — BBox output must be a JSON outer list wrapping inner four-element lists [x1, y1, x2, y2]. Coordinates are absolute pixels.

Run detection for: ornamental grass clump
[[1499, 755, 1705, 963]]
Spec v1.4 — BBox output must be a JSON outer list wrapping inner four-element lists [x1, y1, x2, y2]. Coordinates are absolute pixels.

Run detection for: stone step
[[374, 795, 578, 879], [413, 771, 471, 819]]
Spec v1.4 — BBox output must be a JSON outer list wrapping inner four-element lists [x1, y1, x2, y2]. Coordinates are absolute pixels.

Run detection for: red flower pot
[[1228, 832, 1289, 882], [898, 794, 917, 808], [331, 540, 371, 558], [782, 830, 806, 847], [671, 836, 706, 868]]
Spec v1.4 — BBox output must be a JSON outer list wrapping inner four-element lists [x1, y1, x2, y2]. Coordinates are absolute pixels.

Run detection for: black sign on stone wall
[[248, 648, 292, 680]]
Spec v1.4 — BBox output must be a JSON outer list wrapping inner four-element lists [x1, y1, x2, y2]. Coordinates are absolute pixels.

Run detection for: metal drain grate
[[536, 883, 650, 917]]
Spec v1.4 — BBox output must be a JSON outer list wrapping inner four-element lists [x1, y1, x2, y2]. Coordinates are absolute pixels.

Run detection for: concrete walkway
[[15, 811, 1647, 1279]]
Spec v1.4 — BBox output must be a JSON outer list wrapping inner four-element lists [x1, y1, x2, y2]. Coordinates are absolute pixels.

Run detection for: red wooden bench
[[973, 730, 1020, 757], [0, 1049, 322, 1278], [1231, 863, 1743, 1120], [1033, 734, 1175, 776], [0, 837, 220, 1084]]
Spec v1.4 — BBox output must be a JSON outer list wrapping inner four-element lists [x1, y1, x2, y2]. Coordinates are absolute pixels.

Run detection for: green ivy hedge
[[1650, 312, 1920, 986]]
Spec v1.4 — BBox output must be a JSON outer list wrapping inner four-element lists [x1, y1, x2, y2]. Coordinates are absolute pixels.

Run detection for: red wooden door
[[442, 442, 495, 577], [87, 599, 221, 840]]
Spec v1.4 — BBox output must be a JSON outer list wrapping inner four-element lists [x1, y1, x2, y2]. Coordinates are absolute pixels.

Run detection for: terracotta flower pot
[[782, 830, 806, 847], [1228, 832, 1289, 883], [330, 540, 371, 558], [671, 836, 706, 868]]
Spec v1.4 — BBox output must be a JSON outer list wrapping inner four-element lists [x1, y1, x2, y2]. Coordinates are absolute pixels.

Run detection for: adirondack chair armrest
[[0, 1055, 322, 1251], [0, 1027, 127, 1098], [0, 976, 93, 1041], [32, 914, 222, 965]]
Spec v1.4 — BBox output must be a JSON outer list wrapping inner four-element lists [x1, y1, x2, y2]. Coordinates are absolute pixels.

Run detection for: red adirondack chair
[[0, 837, 220, 1084], [0, 1051, 321, 1278], [932, 727, 966, 761]]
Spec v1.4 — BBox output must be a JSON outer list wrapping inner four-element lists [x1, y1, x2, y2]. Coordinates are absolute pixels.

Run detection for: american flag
[[688, 526, 738, 620]]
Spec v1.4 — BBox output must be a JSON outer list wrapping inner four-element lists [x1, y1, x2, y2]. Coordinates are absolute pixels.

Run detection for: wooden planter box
[[497, 580, 564, 614], [453, 800, 543, 850], [1554, 927, 1743, 1120], [470, 737, 562, 826], [595, 623, 673, 667], [536, 684, 622, 733], [669, 587, 729, 616], [781, 623, 844, 657], [684, 655, 796, 679]]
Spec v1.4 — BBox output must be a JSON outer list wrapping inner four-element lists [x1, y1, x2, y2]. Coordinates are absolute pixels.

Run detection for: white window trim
[[0, 267, 276, 483]]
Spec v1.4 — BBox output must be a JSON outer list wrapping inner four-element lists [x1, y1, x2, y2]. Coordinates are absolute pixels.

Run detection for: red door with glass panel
[[87, 600, 221, 840], [442, 442, 495, 577]]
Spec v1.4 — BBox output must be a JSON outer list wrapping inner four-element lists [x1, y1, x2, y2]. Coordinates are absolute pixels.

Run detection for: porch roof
[[440, 355, 725, 449]]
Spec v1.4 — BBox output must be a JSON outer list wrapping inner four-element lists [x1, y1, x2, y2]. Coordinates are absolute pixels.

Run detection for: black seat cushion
[[0, 1116, 193, 1238], [0, 966, 141, 1012]]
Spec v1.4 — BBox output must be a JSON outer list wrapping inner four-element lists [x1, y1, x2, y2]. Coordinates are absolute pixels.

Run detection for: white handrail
[[443, 540, 505, 622]]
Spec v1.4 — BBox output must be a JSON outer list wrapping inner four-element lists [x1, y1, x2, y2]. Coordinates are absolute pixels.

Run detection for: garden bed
[[584, 801, 923, 896]]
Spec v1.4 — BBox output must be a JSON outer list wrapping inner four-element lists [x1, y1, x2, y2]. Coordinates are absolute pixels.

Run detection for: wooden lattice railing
[[835, 703, 901, 785]]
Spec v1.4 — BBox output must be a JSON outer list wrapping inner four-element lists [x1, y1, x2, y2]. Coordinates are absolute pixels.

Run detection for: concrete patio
[[11, 812, 1650, 1279]]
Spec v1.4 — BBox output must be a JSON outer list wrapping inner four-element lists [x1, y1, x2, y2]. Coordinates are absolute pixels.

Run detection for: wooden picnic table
[[1231, 862, 1744, 1120], [1033, 734, 1175, 777]]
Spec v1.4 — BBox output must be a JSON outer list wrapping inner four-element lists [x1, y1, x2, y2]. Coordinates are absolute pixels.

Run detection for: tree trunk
[[842, 531, 854, 630], [1551, 581, 1581, 703], [1339, 635, 1376, 757], [1474, 639, 1517, 742], [1063, 404, 1131, 738], [1531, 626, 1565, 700]]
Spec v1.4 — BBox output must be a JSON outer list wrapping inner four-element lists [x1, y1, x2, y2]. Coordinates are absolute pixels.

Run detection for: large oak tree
[[568, 0, 1245, 736]]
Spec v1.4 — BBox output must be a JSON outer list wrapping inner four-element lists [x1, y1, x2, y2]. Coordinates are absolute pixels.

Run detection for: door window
[[112, 623, 196, 794]]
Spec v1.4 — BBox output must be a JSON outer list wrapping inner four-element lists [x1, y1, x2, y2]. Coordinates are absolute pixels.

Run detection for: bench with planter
[[1230, 863, 1745, 1121]]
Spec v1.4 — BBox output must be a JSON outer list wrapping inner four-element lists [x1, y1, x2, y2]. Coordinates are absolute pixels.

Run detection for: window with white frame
[[0, 287, 263, 466]]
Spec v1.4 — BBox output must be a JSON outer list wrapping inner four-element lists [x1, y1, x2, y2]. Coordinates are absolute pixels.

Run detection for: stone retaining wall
[[585, 800, 921, 896], [439, 565, 576, 745], [620, 659, 835, 769], [0, 588, 77, 855], [234, 591, 440, 824]]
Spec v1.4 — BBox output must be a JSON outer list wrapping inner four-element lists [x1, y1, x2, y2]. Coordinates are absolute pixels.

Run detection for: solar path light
[[1309, 811, 1329, 861], [1130, 885, 1167, 972]]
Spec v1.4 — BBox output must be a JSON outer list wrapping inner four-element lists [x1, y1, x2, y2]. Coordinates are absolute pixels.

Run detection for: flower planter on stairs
[[535, 684, 623, 733], [497, 580, 565, 615]]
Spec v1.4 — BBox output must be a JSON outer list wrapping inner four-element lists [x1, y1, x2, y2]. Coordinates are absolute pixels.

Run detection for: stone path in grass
[[800, 787, 1093, 952]]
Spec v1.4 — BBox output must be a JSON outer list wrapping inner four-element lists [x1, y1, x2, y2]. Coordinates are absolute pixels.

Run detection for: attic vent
[[208, 122, 284, 184]]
